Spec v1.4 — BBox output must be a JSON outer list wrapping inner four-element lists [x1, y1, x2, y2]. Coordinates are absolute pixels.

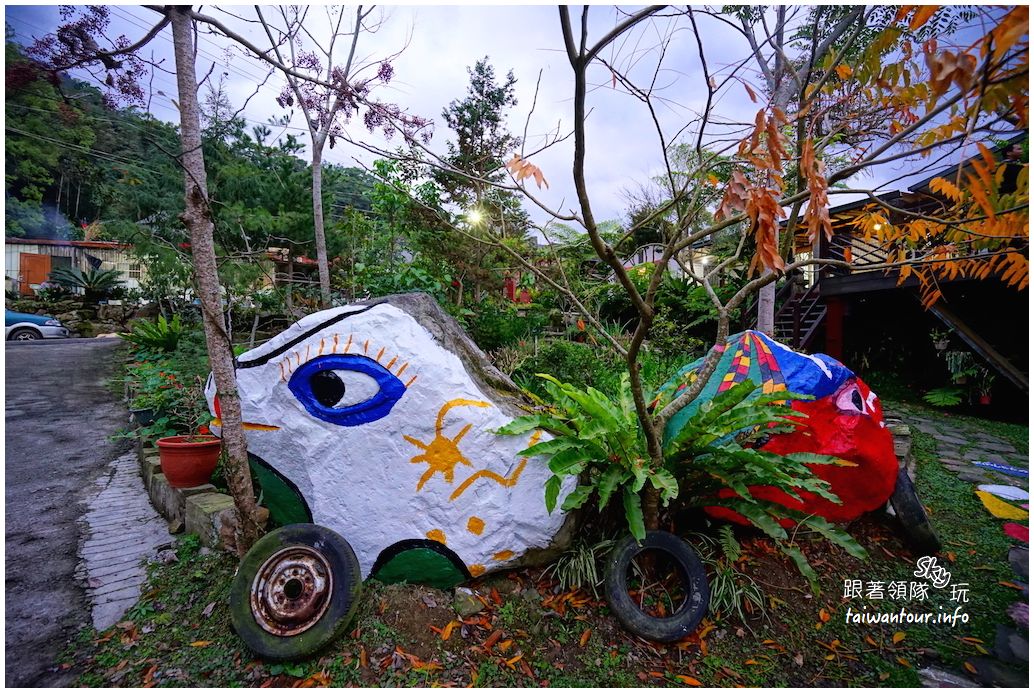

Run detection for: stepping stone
[[957, 471, 992, 484], [1008, 547, 1028, 580], [933, 434, 969, 446], [980, 442, 1019, 454], [917, 666, 976, 688], [964, 657, 1029, 688], [975, 491, 1029, 520], [994, 625, 1029, 664], [1006, 602, 1028, 628], [967, 453, 1009, 465], [1004, 523, 1029, 543], [973, 461, 1028, 478], [978, 485, 1030, 502]]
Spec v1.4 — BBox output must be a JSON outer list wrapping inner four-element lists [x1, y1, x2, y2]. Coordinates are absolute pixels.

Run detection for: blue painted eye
[[288, 354, 406, 426]]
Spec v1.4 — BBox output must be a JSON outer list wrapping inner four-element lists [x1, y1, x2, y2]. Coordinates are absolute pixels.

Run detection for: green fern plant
[[923, 386, 965, 407], [120, 314, 185, 352], [498, 372, 671, 541], [665, 379, 867, 593]]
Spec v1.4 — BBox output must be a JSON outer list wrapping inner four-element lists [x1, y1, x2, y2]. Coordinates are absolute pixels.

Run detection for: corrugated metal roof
[[5, 238, 131, 250]]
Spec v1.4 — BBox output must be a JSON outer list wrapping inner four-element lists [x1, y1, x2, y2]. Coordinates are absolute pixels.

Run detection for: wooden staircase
[[773, 281, 826, 350], [746, 279, 827, 352]]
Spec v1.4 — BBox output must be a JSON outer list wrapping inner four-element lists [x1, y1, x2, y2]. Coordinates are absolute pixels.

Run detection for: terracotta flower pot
[[156, 435, 222, 488], [979, 394, 992, 405]]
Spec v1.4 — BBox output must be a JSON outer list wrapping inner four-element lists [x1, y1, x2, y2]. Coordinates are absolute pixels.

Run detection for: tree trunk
[[642, 486, 660, 532], [755, 10, 795, 336], [310, 146, 332, 309], [756, 279, 775, 335], [171, 7, 262, 555]]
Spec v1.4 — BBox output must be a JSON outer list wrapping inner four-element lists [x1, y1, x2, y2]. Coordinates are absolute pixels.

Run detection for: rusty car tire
[[889, 468, 942, 556], [603, 531, 710, 643], [230, 524, 361, 661]]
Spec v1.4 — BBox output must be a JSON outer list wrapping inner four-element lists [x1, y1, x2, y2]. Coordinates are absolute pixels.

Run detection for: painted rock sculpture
[[659, 330, 899, 523], [207, 293, 574, 588]]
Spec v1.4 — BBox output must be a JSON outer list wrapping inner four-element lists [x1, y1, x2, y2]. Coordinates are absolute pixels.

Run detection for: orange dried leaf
[[484, 630, 503, 650], [897, 657, 911, 668], [579, 629, 591, 647], [676, 674, 703, 686], [441, 620, 459, 641], [819, 608, 831, 623], [910, 5, 938, 30], [189, 640, 213, 647], [964, 662, 978, 674], [893, 632, 906, 644]]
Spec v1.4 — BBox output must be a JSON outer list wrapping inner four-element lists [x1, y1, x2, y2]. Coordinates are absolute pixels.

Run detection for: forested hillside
[[5, 41, 377, 257]]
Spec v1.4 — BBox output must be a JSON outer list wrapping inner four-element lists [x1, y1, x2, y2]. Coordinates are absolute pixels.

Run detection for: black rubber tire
[[889, 468, 942, 555], [8, 327, 41, 341], [604, 531, 710, 643], [230, 524, 362, 661]]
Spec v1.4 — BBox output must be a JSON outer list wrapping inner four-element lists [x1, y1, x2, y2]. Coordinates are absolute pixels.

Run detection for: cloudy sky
[[5, 3, 1001, 231]]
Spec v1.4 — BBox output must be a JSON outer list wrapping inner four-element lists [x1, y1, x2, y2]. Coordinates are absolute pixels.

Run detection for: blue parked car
[[5, 309, 70, 341]]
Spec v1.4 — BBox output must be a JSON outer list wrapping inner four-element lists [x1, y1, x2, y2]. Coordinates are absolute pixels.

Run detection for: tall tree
[[238, 5, 429, 308], [435, 58, 533, 303]]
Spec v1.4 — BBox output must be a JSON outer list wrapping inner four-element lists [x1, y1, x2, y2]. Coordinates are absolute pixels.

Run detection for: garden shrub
[[468, 300, 550, 352]]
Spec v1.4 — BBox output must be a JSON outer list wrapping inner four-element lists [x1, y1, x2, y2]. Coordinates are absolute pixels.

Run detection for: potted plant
[[929, 328, 950, 352], [975, 368, 996, 405], [156, 377, 221, 488], [944, 350, 978, 385]]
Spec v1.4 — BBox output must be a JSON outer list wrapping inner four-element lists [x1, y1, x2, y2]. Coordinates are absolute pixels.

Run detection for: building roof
[[6, 237, 131, 250]]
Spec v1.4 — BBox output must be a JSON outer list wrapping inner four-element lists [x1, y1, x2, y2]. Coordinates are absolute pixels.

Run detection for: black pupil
[[851, 389, 863, 411], [311, 370, 345, 407]]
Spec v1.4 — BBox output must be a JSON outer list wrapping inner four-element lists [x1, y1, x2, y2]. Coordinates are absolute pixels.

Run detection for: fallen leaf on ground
[[189, 641, 212, 647], [579, 629, 591, 647], [484, 630, 503, 651], [675, 674, 702, 686], [892, 631, 906, 644], [441, 620, 459, 641]]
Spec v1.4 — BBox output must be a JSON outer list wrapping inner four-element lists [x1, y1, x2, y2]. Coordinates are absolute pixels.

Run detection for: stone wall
[[8, 298, 148, 337]]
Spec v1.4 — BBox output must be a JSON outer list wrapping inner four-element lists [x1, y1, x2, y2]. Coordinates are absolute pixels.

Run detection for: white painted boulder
[[206, 293, 575, 586]]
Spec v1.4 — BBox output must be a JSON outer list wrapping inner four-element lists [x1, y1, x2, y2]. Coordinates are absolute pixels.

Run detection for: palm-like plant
[[48, 266, 124, 301]]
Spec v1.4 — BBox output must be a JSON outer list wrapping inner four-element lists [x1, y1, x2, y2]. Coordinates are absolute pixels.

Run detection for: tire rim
[[250, 545, 334, 636], [16, 332, 37, 340]]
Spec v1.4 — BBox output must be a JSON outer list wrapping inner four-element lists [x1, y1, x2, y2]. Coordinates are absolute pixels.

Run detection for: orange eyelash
[[277, 334, 415, 386]]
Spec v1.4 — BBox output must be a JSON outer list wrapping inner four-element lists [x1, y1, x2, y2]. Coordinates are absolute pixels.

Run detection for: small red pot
[[156, 435, 222, 488], [979, 394, 992, 405]]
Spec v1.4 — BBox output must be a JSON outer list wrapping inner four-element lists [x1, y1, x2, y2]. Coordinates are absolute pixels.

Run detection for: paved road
[[5, 338, 128, 687]]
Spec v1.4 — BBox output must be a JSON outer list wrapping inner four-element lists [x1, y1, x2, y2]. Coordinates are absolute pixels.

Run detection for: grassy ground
[[62, 411, 1025, 687]]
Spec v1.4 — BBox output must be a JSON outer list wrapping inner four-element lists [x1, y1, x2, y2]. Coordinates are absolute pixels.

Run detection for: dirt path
[[4, 338, 128, 687]]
